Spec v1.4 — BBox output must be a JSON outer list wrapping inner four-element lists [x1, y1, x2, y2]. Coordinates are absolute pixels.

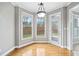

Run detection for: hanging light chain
[[38, 2, 45, 12], [37, 2, 46, 17]]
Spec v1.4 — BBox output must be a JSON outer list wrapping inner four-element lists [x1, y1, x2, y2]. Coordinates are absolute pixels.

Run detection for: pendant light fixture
[[37, 2, 46, 17]]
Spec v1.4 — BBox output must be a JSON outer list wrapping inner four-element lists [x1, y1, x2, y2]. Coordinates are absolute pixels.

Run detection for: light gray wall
[[62, 7, 67, 48], [0, 2, 15, 55], [15, 7, 35, 47], [15, 7, 20, 46]]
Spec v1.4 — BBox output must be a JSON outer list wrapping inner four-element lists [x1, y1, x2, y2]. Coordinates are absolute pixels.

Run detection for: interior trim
[[1, 47, 15, 56]]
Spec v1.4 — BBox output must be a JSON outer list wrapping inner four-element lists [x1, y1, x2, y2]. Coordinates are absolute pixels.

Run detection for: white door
[[71, 13, 79, 51], [49, 12, 62, 46]]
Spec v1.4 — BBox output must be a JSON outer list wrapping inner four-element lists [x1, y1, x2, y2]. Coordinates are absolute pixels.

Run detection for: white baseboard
[[1, 40, 70, 56], [49, 41, 60, 47], [60, 45, 66, 49], [34, 41, 49, 43], [63, 46, 67, 48], [16, 41, 49, 48], [73, 51, 79, 56], [1, 47, 15, 56], [16, 41, 34, 48], [49, 41, 66, 49], [67, 46, 71, 50], [1, 41, 70, 56]]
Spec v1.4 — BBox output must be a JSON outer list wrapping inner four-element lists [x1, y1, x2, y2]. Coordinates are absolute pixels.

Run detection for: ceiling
[[71, 4, 79, 12], [12, 2, 71, 13]]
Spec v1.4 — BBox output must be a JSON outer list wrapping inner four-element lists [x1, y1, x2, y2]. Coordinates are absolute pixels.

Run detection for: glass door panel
[[49, 13, 61, 46], [51, 16, 59, 38], [72, 14, 79, 51]]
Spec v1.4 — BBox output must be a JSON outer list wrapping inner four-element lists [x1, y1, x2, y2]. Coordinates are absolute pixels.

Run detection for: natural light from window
[[23, 16, 32, 39]]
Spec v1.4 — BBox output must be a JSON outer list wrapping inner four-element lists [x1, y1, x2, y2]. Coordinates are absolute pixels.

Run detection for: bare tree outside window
[[23, 16, 32, 38], [37, 18, 45, 37]]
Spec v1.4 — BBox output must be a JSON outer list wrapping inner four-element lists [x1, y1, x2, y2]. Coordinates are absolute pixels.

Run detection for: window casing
[[21, 11, 33, 40], [23, 16, 32, 39]]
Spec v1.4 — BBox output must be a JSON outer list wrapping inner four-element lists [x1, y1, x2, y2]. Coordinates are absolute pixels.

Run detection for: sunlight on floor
[[9, 43, 71, 56]]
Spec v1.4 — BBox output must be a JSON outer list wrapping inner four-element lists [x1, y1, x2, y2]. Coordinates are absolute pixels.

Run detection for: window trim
[[35, 16, 46, 38], [20, 10, 33, 40], [49, 12, 62, 46]]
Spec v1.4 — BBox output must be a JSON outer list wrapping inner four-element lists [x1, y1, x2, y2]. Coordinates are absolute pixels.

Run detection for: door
[[71, 13, 79, 53], [49, 12, 62, 46]]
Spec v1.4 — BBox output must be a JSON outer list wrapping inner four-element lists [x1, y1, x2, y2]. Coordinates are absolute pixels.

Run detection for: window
[[23, 16, 32, 39], [77, 18, 79, 27], [51, 15, 61, 40], [72, 15, 79, 41], [49, 12, 61, 44], [37, 18, 45, 37], [51, 16, 59, 37]]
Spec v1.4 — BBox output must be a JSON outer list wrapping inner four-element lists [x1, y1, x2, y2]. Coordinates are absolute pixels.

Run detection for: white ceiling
[[12, 2, 71, 13], [71, 4, 79, 12]]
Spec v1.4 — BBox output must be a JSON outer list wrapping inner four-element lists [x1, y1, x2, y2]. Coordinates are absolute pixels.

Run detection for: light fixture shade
[[37, 2, 46, 17], [37, 11, 46, 17]]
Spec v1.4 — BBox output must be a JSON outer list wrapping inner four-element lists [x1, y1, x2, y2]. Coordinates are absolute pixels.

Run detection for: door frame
[[49, 12, 62, 46]]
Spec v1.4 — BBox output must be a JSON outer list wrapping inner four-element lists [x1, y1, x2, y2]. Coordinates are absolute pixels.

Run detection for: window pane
[[23, 16, 32, 38], [73, 15, 79, 41], [37, 18, 45, 37], [51, 16, 59, 37], [77, 18, 79, 27]]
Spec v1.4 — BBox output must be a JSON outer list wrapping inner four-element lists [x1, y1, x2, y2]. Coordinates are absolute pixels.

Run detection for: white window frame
[[68, 9, 79, 50], [68, 4, 79, 50], [35, 16, 46, 38], [20, 10, 33, 40], [70, 12, 79, 51], [78, 18, 79, 27], [49, 12, 62, 46]]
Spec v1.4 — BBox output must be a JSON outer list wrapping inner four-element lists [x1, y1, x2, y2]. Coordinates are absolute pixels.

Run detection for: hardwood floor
[[8, 43, 71, 56]]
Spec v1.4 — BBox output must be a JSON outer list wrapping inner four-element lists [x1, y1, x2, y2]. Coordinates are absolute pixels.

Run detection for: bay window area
[[21, 10, 46, 40]]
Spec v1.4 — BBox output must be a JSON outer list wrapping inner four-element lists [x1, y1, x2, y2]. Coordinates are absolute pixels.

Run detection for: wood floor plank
[[8, 43, 71, 56]]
